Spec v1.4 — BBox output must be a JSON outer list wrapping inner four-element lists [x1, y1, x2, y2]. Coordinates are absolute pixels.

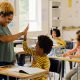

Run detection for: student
[[48, 28, 66, 78], [0, 2, 28, 80], [23, 28, 53, 80], [62, 30, 80, 80], [48, 28, 66, 56], [50, 27, 66, 48]]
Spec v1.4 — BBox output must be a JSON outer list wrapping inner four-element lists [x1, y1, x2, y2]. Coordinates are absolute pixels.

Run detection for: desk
[[14, 45, 35, 54], [14, 40, 23, 47], [49, 56, 80, 80], [49, 56, 80, 63], [0, 66, 49, 79], [14, 47, 24, 54], [14, 47, 32, 66]]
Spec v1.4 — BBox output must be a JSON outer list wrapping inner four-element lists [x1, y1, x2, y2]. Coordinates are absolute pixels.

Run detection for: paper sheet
[[8, 66, 46, 74]]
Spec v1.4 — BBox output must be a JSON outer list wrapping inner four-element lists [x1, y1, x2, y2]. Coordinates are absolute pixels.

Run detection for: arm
[[59, 39, 66, 47], [56, 38, 66, 47], [23, 41, 36, 56], [0, 32, 24, 42], [23, 26, 36, 56], [0, 25, 29, 43], [62, 43, 78, 57], [69, 54, 80, 58], [43, 58, 50, 70]]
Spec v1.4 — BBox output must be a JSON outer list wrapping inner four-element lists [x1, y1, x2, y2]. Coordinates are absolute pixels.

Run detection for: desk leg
[[77, 66, 78, 80], [7, 76, 18, 80], [7, 76, 9, 80], [60, 61, 64, 80], [60, 61, 62, 80]]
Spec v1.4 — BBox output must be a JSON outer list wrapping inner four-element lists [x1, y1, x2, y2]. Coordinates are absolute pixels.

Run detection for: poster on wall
[[62, 26, 80, 31], [68, 0, 72, 8]]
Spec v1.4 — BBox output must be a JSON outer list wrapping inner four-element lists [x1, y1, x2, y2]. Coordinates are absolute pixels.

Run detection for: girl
[[63, 30, 80, 80]]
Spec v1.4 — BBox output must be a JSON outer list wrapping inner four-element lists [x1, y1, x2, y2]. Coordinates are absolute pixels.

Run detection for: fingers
[[26, 24, 29, 31], [23, 24, 29, 35], [62, 54, 68, 57]]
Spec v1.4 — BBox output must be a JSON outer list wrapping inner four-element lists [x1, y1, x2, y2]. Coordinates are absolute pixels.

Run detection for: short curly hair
[[38, 35, 53, 54], [0, 2, 14, 16]]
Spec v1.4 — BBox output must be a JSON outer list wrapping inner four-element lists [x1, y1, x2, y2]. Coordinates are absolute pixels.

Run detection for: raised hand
[[23, 24, 29, 36], [23, 24, 29, 40]]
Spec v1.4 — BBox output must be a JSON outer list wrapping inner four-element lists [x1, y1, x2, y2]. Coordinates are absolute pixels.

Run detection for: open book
[[8, 66, 46, 74]]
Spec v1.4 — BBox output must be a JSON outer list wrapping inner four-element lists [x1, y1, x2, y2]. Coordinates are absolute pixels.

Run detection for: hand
[[68, 55, 74, 59], [23, 24, 29, 36], [62, 53, 67, 57], [23, 24, 29, 41]]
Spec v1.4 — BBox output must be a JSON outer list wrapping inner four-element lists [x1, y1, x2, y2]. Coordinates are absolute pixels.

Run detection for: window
[[19, 0, 41, 32]]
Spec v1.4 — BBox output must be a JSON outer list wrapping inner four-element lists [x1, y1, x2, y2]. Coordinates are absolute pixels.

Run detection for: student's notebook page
[[8, 66, 46, 74]]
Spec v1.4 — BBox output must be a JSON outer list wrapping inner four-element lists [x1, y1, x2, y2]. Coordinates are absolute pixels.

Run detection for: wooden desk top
[[14, 44, 35, 54], [0, 66, 49, 79], [49, 56, 80, 63], [14, 47, 25, 54]]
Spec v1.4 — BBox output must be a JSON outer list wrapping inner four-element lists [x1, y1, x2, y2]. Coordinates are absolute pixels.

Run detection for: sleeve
[[57, 38, 66, 47], [43, 58, 50, 70], [23, 41, 36, 56]]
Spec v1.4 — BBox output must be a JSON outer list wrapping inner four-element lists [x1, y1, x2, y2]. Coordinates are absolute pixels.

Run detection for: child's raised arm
[[24, 24, 29, 41], [23, 24, 36, 56]]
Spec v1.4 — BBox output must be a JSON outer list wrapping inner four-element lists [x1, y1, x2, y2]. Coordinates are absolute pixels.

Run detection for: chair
[[65, 41, 73, 49], [49, 58, 64, 80], [16, 54, 32, 66], [65, 41, 74, 69]]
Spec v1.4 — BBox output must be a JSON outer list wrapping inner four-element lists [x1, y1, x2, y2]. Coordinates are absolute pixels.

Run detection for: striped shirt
[[23, 41, 50, 80]]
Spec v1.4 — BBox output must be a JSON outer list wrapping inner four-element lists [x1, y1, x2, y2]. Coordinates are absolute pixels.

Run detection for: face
[[52, 31, 57, 38], [0, 14, 13, 27], [35, 42, 43, 55]]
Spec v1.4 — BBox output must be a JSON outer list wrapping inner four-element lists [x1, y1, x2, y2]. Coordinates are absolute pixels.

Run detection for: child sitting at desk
[[48, 27, 66, 56], [23, 27, 53, 80], [62, 30, 80, 80], [50, 27, 66, 48]]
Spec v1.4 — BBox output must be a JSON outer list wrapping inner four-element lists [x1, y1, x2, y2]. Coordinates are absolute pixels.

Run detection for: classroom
[[0, 0, 80, 80]]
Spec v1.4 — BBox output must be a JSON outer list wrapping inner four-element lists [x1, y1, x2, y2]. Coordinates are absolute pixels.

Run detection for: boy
[[23, 28, 53, 80]]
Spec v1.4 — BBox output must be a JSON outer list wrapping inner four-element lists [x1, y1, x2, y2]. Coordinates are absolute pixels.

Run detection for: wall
[[9, 0, 50, 37], [51, 0, 80, 40], [28, 0, 50, 37], [61, 0, 80, 40], [8, 0, 80, 40], [7, 0, 19, 34], [29, 0, 80, 40]]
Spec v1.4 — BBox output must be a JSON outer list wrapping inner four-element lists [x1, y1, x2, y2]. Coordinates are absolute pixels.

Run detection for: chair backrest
[[65, 41, 73, 49], [49, 58, 61, 74]]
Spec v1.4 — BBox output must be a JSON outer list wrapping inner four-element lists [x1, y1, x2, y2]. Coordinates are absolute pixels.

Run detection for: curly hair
[[38, 35, 53, 54], [0, 2, 14, 16]]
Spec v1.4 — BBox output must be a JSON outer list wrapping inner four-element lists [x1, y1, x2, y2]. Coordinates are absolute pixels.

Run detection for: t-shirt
[[0, 24, 15, 62]]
